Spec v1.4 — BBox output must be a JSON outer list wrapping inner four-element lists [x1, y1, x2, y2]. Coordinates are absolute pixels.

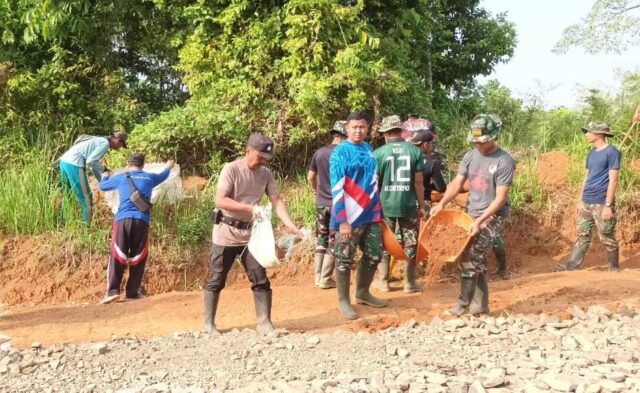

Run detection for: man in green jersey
[[374, 115, 427, 293]]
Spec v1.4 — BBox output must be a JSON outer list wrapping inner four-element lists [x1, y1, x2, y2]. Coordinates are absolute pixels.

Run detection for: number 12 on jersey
[[385, 155, 410, 182]]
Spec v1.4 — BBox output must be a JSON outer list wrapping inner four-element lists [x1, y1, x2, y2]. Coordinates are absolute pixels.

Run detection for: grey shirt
[[458, 148, 515, 218]]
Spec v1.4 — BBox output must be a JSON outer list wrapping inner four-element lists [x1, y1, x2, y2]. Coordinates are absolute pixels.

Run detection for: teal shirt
[[59, 137, 110, 181]]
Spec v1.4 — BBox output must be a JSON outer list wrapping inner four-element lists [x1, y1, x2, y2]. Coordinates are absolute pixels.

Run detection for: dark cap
[[408, 129, 434, 145], [128, 152, 145, 167], [113, 130, 128, 147], [247, 133, 274, 159]]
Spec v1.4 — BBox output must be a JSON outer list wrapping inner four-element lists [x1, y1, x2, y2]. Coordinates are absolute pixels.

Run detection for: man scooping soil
[[431, 114, 515, 316]]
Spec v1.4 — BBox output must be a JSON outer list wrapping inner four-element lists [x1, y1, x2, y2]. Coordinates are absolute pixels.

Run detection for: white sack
[[248, 204, 279, 269]]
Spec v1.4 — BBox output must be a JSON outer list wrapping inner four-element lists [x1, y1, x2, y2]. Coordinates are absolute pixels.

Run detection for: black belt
[[220, 214, 253, 230]]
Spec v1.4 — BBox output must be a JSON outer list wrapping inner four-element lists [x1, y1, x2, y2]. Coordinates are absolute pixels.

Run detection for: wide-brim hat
[[581, 121, 614, 137], [380, 115, 403, 133]]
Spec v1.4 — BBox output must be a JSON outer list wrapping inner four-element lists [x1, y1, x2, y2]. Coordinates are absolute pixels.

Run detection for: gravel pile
[[2, 304, 640, 392]]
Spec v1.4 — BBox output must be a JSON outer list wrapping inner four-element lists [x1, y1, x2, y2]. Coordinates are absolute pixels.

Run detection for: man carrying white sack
[[203, 133, 301, 336]]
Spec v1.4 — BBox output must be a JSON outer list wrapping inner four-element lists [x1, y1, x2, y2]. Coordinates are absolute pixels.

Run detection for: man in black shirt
[[308, 121, 347, 288], [407, 129, 447, 212]]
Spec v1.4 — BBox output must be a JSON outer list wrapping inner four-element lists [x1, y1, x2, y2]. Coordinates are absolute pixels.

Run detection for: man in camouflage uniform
[[431, 114, 515, 316], [330, 112, 387, 320], [406, 114, 449, 183], [374, 115, 426, 293], [308, 121, 347, 288], [556, 122, 621, 272]]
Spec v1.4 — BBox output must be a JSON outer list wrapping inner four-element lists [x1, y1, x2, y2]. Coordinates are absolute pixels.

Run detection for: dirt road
[[2, 268, 640, 348]]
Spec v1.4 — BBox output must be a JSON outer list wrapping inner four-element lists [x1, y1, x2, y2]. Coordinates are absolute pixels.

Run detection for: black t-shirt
[[422, 154, 446, 201], [309, 143, 337, 207]]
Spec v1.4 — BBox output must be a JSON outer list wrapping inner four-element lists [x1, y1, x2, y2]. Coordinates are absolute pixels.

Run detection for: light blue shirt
[[59, 137, 110, 181]]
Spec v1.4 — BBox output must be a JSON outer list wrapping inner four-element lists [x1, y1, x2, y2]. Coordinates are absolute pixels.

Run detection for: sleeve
[[151, 168, 171, 187], [265, 169, 278, 198], [308, 151, 318, 172], [86, 139, 110, 180], [329, 147, 347, 225], [607, 149, 621, 170], [373, 148, 383, 177], [457, 151, 472, 178], [496, 155, 516, 186], [413, 146, 424, 172], [215, 163, 234, 198], [431, 161, 447, 192], [99, 173, 120, 191]]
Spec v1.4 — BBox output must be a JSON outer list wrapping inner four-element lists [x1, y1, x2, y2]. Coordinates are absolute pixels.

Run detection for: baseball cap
[[128, 152, 145, 167], [113, 130, 128, 147], [331, 120, 347, 137], [380, 115, 403, 133], [247, 133, 274, 159], [408, 129, 434, 145], [581, 121, 614, 137]]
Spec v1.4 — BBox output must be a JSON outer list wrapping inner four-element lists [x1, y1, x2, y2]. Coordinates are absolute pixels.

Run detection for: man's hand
[[165, 160, 175, 170], [339, 222, 352, 239], [287, 225, 303, 239], [419, 207, 429, 220], [469, 219, 482, 237], [102, 170, 112, 178], [430, 203, 443, 217], [602, 206, 613, 221]]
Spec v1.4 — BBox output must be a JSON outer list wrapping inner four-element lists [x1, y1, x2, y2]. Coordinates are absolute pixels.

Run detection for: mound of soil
[[425, 223, 469, 283], [537, 151, 570, 188]]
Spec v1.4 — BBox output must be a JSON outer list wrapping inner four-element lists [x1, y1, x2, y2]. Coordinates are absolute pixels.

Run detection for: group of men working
[[57, 111, 621, 335]]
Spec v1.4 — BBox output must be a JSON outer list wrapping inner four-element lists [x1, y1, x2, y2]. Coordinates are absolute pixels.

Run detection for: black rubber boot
[[355, 263, 387, 308], [469, 272, 490, 316], [374, 255, 391, 292], [403, 259, 422, 293], [447, 272, 477, 317], [318, 254, 336, 289], [203, 291, 221, 336], [494, 244, 509, 279], [253, 290, 275, 335], [608, 249, 620, 272], [314, 253, 324, 286], [336, 270, 357, 320], [560, 245, 587, 271]]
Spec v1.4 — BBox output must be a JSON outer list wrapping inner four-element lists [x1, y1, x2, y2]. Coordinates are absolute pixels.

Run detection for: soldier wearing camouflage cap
[[556, 122, 621, 272], [307, 120, 348, 289], [374, 115, 427, 293], [431, 114, 515, 317]]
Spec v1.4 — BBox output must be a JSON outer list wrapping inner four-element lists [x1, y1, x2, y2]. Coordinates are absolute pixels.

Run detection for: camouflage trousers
[[431, 143, 449, 183], [573, 203, 618, 253], [382, 215, 419, 263], [334, 222, 383, 272], [315, 205, 335, 256], [460, 215, 505, 276]]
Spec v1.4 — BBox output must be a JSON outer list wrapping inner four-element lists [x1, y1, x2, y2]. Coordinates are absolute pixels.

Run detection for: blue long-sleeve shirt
[[329, 140, 382, 231], [99, 168, 170, 224], [59, 137, 110, 181]]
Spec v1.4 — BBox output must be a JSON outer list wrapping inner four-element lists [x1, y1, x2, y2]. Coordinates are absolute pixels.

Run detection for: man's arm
[[431, 161, 447, 193], [602, 169, 619, 220], [577, 172, 588, 203], [85, 140, 110, 181], [99, 173, 119, 191], [469, 185, 510, 236], [308, 170, 318, 192], [413, 171, 426, 219], [431, 174, 466, 216], [151, 160, 175, 186], [269, 194, 301, 236]]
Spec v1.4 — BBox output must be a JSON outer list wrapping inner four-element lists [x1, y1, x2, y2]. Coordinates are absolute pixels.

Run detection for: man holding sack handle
[[99, 153, 174, 304], [203, 133, 301, 336]]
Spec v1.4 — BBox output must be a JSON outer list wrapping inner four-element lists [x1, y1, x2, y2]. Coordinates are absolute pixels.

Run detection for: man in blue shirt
[[98, 153, 174, 304], [58, 130, 128, 225], [556, 122, 622, 272]]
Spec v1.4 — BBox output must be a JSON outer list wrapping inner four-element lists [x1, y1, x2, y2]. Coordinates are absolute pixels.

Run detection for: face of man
[[346, 119, 369, 144], [420, 140, 432, 154], [473, 139, 497, 155], [111, 138, 125, 150], [584, 131, 601, 144], [246, 148, 269, 169]]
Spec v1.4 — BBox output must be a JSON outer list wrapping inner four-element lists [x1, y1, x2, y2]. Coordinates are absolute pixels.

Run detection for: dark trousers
[[106, 219, 149, 298], [205, 243, 271, 293]]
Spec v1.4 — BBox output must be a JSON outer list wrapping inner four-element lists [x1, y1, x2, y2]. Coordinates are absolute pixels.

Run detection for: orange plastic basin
[[381, 220, 408, 261], [416, 210, 473, 265]]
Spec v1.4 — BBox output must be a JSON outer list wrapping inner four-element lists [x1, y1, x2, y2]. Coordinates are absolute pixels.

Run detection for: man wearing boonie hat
[[308, 121, 347, 289], [203, 133, 302, 336], [57, 127, 128, 225], [431, 114, 515, 317], [556, 122, 621, 272], [374, 115, 426, 293]]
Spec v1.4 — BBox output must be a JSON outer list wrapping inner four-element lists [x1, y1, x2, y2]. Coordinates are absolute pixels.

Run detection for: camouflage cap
[[467, 114, 501, 143], [379, 115, 403, 133], [581, 121, 614, 137], [330, 120, 347, 137]]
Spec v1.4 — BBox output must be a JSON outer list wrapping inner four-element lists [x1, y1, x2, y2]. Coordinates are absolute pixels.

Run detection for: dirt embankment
[[1, 151, 639, 307]]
